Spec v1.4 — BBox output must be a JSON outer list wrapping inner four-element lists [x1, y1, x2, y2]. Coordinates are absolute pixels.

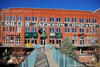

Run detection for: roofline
[[1, 7, 92, 12], [93, 8, 100, 13]]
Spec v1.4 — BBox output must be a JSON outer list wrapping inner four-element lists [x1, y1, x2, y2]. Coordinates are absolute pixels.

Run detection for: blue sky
[[0, 0, 100, 12]]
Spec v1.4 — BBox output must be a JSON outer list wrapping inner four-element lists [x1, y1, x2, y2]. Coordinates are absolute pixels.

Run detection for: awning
[[55, 33, 62, 37], [49, 33, 62, 37], [40, 32, 47, 37], [49, 33, 55, 37], [24, 32, 38, 37]]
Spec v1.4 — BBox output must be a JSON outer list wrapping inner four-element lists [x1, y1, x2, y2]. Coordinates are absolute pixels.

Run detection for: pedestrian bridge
[[15, 44, 88, 67]]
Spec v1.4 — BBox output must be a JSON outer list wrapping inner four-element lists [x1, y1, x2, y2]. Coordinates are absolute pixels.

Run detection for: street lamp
[[43, 27, 46, 51]]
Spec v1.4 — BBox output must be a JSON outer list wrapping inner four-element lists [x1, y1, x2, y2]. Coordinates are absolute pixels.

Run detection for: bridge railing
[[34, 44, 41, 48], [15, 48, 37, 67], [46, 44, 88, 67]]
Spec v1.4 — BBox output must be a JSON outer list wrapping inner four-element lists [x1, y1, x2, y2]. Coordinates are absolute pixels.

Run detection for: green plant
[[58, 36, 78, 59]]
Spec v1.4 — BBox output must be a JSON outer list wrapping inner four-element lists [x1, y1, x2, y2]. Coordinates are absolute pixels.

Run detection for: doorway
[[40, 38, 46, 46], [80, 37, 84, 45]]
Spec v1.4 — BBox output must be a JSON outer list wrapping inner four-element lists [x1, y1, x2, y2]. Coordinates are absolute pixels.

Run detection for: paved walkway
[[34, 47, 58, 67]]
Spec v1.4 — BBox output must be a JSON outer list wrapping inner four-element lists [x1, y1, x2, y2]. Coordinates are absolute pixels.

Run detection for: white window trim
[[4, 16, 9, 21], [50, 28, 54, 32], [16, 37, 21, 45], [17, 16, 22, 22], [25, 27, 30, 32], [72, 28, 77, 33], [32, 17, 37, 22], [56, 28, 61, 33], [65, 28, 70, 33], [11, 16, 15, 21], [49, 38, 54, 44], [25, 38, 30, 45], [3, 27, 8, 32], [10, 27, 14, 32], [87, 29, 91, 33], [65, 17, 70, 23], [86, 19, 91, 23], [50, 17, 54, 22], [16, 27, 21, 32], [87, 37, 92, 44], [32, 27, 37, 32], [56, 38, 62, 45], [9, 36, 14, 45], [40, 17, 46, 22], [72, 18, 77, 23], [79, 18, 84, 23], [25, 16, 31, 22], [72, 37, 77, 45], [56, 17, 61, 22], [80, 28, 84, 33], [32, 38, 37, 45], [93, 19, 97, 24], [93, 29, 98, 34], [3, 36, 8, 45]]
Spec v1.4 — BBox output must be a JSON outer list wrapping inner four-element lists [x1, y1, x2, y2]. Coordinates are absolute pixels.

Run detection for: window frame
[[72, 37, 77, 44], [86, 19, 91, 23], [87, 37, 92, 44], [49, 38, 54, 44], [4, 16, 9, 21], [93, 29, 98, 34], [65, 28, 70, 33], [32, 37, 37, 44], [72, 18, 76, 23], [87, 29, 91, 33], [65, 17, 70, 22], [25, 27, 30, 32], [16, 27, 21, 32], [50, 17, 54, 22], [11, 16, 15, 21], [56, 38, 61, 44], [56, 17, 61, 22], [10, 27, 14, 32], [16, 37, 21, 45], [50, 28, 54, 33], [25, 16, 31, 21], [40, 17, 46, 22], [9, 36, 14, 45], [32, 16, 37, 22], [80, 28, 84, 33], [93, 19, 97, 23], [25, 38, 30, 44], [72, 28, 77, 33], [32, 27, 37, 32], [17, 16, 22, 21], [3, 36, 8, 45], [79, 18, 84, 23], [3, 26, 8, 32], [56, 28, 61, 33]]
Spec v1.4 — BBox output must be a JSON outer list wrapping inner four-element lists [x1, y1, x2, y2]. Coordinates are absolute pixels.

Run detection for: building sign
[[1, 22, 99, 28], [50, 33, 55, 36], [5, 33, 20, 36]]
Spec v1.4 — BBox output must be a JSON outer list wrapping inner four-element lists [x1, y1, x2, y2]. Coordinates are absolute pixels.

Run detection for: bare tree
[[9, 46, 26, 63]]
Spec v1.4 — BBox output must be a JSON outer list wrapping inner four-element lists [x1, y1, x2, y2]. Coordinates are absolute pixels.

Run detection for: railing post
[[58, 51, 60, 67], [74, 60, 76, 67], [67, 56, 70, 67], [63, 54, 65, 67], [22, 62, 24, 67]]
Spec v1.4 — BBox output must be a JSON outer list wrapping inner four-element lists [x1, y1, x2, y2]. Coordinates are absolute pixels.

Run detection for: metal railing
[[52, 48, 89, 67], [16, 48, 37, 67], [34, 44, 41, 48], [46, 44, 88, 67]]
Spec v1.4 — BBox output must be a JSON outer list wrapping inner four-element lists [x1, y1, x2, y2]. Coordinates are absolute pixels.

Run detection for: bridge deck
[[33, 47, 58, 67]]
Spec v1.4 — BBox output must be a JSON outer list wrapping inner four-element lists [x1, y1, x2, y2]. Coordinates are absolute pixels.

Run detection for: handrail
[[15, 48, 37, 67], [46, 44, 89, 67]]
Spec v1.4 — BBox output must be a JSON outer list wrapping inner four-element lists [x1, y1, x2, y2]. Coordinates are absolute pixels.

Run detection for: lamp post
[[43, 27, 46, 51]]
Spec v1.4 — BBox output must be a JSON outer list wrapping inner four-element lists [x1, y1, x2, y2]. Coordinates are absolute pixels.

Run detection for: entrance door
[[40, 40, 46, 46], [80, 37, 84, 45]]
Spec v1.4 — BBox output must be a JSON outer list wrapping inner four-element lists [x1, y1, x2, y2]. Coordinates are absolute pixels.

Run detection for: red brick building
[[0, 8, 100, 55]]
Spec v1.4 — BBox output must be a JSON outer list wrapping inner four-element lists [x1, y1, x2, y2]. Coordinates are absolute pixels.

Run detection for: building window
[[16, 27, 21, 32], [25, 16, 30, 21], [87, 29, 91, 33], [4, 16, 9, 21], [11, 16, 15, 21], [79, 18, 84, 23], [17, 16, 21, 21], [25, 38, 30, 44], [56, 38, 61, 44], [41, 17, 46, 22], [50, 17, 54, 22], [49, 38, 54, 44], [93, 19, 97, 23], [3, 37, 8, 45], [25, 27, 30, 32], [87, 37, 92, 44], [65, 28, 70, 33], [72, 18, 76, 23], [56, 17, 61, 22], [10, 27, 14, 32], [93, 29, 98, 33], [32, 27, 37, 32], [50, 28, 54, 32], [10, 37, 14, 45], [72, 37, 77, 44], [86, 19, 91, 23], [40, 28, 46, 32], [80, 28, 84, 33], [93, 37, 98, 44], [3, 27, 8, 32], [65, 18, 70, 22], [16, 37, 21, 45], [32, 17, 37, 21], [72, 28, 77, 33], [56, 28, 61, 33], [32, 38, 37, 44]]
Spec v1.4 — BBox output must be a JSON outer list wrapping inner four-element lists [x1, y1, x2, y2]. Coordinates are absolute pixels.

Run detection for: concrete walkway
[[34, 47, 58, 67]]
